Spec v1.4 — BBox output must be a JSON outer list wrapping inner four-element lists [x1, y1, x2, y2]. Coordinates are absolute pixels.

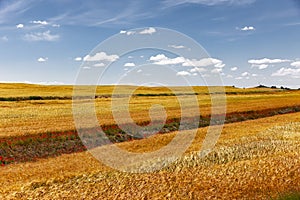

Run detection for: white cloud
[[164, 0, 256, 7], [235, 77, 243, 80], [1, 36, 8, 42], [230, 67, 238, 71], [149, 54, 185, 65], [31, 20, 49, 25], [241, 72, 250, 76], [128, 56, 133, 59], [23, 81, 65, 85], [291, 61, 300, 68], [272, 67, 300, 77], [83, 66, 91, 70], [176, 71, 191, 76], [240, 26, 255, 31], [74, 57, 82, 61], [226, 74, 233, 78], [252, 74, 258, 77], [124, 62, 136, 67], [190, 67, 206, 73], [83, 52, 119, 62], [137, 69, 142, 73], [139, 27, 156, 34], [16, 23, 24, 29], [24, 31, 59, 41], [183, 58, 224, 68], [149, 54, 225, 69], [119, 30, 135, 35], [94, 63, 105, 67], [120, 27, 156, 36], [149, 54, 168, 61], [251, 64, 269, 69], [168, 44, 186, 49], [37, 57, 48, 62], [211, 68, 222, 73], [52, 24, 60, 28], [248, 58, 291, 65]]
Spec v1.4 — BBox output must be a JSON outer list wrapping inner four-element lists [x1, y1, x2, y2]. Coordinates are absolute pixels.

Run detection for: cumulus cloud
[[120, 27, 156, 35], [94, 63, 105, 67], [16, 23, 24, 28], [37, 57, 48, 62], [240, 26, 255, 31], [190, 67, 206, 73], [83, 52, 119, 62], [149, 54, 225, 70], [164, 0, 256, 7], [124, 62, 136, 67], [31, 20, 49, 25], [272, 67, 300, 77], [183, 58, 224, 68], [230, 67, 238, 71], [24, 31, 59, 41], [74, 57, 82, 61], [235, 77, 243, 80], [168, 44, 186, 49], [149, 54, 186, 65], [291, 61, 300, 68], [120, 30, 135, 35], [176, 71, 191, 76], [211, 68, 222, 73], [248, 58, 291, 65], [241, 72, 250, 77], [251, 64, 269, 69], [139, 27, 156, 34]]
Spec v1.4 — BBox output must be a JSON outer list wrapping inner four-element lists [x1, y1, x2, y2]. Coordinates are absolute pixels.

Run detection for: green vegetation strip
[[0, 105, 300, 166]]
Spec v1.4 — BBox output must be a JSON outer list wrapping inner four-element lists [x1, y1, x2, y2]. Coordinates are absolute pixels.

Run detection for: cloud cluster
[[83, 52, 119, 62], [240, 26, 255, 31], [16, 23, 24, 29], [37, 57, 48, 62], [24, 30, 59, 41], [248, 58, 291, 70], [74, 57, 82, 61], [149, 54, 225, 69], [120, 27, 156, 35], [31, 20, 49, 25], [248, 58, 290, 64], [168, 44, 186, 49], [272, 68, 300, 77], [271, 60, 300, 78], [124, 62, 136, 67], [163, 0, 256, 7], [149, 54, 225, 77], [230, 67, 238, 71]]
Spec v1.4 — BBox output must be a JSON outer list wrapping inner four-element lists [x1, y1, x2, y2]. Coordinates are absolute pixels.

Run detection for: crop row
[[0, 105, 299, 166]]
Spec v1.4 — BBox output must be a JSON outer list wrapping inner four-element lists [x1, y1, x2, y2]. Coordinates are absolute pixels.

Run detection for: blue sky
[[0, 0, 300, 88]]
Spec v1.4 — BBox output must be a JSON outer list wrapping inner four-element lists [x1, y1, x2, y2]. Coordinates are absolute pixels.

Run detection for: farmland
[[0, 83, 299, 199]]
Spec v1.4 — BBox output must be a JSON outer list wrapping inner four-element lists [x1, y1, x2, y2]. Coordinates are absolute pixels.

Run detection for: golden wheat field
[[0, 83, 299, 199]]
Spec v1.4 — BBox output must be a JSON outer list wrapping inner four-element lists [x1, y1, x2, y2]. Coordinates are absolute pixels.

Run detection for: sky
[[0, 0, 300, 88]]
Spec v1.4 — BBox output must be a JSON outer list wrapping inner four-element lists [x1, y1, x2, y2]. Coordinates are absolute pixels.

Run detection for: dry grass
[[1, 84, 300, 137], [0, 112, 299, 199]]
